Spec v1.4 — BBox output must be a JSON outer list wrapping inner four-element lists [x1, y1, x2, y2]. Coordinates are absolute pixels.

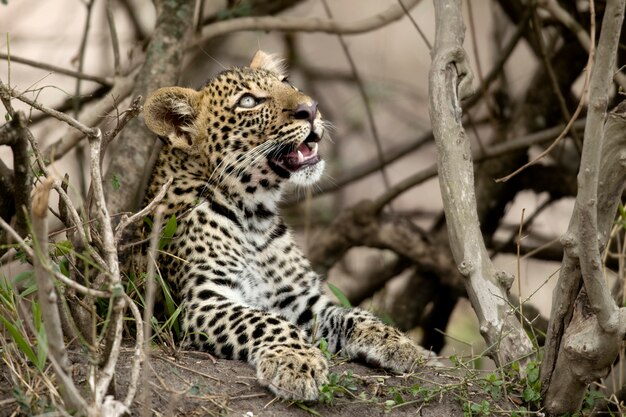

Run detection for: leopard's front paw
[[346, 321, 440, 372], [256, 344, 329, 401]]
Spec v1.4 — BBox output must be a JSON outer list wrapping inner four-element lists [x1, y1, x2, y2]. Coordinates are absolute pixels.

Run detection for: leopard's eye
[[238, 94, 260, 109]]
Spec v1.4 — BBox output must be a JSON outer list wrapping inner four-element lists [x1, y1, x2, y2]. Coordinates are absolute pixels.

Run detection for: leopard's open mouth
[[271, 131, 321, 172]]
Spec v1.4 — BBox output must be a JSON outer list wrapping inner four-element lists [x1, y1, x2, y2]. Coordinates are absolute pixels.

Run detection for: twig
[[0, 53, 113, 86], [43, 75, 135, 163], [530, 8, 582, 151], [106, 0, 122, 75], [21, 115, 107, 269], [86, 111, 126, 406], [494, 54, 591, 183], [196, 0, 422, 44], [320, 0, 393, 199], [516, 208, 525, 322], [0, 216, 33, 258], [371, 119, 586, 211], [539, 0, 626, 90], [140, 208, 164, 417], [103, 95, 143, 149], [114, 177, 173, 245], [0, 82, 100, 139], [123, 293, 145, 408], [72, 0, 96, 195], [398, 0, 431, 50], [31, 179, 88, 413]]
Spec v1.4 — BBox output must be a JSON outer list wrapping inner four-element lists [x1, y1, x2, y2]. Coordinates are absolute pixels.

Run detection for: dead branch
[[1, 83, 100, 139], [539, 0, 626, 90], [197, 0, 422, 44], [542, 0, 626, 412], [139, 208, 164, 416], [106, 0, 122, 76], [308, 201, 459, 287], [43, 75, 135, 162], [114, 177, 173, 245], [320, 0, 393, 195], [0, 52, 113, 86], [428, 0, 534, 367], [31, 179, 89, 413]]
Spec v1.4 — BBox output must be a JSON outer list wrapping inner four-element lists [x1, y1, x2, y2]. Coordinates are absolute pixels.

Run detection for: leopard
[[141, 51, 436, 401]]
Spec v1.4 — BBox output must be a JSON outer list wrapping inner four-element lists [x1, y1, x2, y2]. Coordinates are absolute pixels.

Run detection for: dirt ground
[[0, 348, 513, 417]]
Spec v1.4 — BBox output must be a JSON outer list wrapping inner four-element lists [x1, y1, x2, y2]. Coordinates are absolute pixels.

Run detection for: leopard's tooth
[[297, 150, 304, 162]]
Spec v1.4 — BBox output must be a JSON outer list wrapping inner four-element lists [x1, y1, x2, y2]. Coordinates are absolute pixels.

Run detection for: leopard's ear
[[144, 87, 203, 151], [249, 50, 287, 78]]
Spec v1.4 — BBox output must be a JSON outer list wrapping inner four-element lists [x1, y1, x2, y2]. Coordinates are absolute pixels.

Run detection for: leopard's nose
[[293, 101, 318, 124]]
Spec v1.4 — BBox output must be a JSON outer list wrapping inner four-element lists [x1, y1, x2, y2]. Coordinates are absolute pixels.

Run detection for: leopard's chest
[[164, 201, 307, 306]]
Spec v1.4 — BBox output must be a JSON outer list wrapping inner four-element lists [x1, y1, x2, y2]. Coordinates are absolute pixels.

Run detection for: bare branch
[[540, 0, 626, 90], [43, 75, 135, 163], [370, 119, 586, 212], [139, 208, 164, 415], [123, 293, 145, 408], [106, 0, 122, 75], [0, 216, 33, 258], [428, 0, 534, 366], [542, 0, 626, 412], [320, 0, 393, 197], [197, 0, 422, 44], [114, 177, 173, 245], [0, 82, 100, 139], [0, 53, 113, 86], [575, 0, 624, 333], [31, 179, 88, 413]]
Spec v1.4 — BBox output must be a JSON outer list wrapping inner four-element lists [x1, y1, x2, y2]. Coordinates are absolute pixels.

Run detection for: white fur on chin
[[288, 160, 325, 186]]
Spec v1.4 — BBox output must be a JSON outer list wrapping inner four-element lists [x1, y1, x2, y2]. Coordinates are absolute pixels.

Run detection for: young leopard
[[142, 51, 435, 401]]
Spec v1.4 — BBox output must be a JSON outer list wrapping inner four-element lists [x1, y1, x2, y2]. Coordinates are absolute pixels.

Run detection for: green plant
[[327, 283, 352, 308], [463, 399, 491, 417], [319, 370, 359, 405]]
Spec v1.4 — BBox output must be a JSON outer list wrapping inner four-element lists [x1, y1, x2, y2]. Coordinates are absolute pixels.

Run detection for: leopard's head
[[144, 51, 326, 189]]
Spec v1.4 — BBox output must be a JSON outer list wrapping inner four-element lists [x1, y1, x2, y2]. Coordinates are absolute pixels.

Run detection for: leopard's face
[[144, 51, 326, 188]]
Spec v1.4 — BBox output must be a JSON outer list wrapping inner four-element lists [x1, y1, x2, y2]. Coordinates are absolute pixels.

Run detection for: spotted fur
[[142, 51, 435, 401]]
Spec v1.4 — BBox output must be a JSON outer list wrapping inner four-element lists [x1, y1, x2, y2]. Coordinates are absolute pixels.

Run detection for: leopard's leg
[[181, 286, 328, 401], [274, 274, 438, 373]]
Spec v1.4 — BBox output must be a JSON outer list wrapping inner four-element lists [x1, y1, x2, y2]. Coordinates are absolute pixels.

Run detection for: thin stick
[[114, 177, 173, 244], [140, 208, 164, 417], [0, 53, 112, 86], [516, 208, 525, 322], [494, 56, 591, 184], [320, 0, 393, 199], [372, 119, 586, 211], [31, 179, 88, 413], [123, 293, 145, 408], [106, 0, 122, 75], [398, 0, 431, 50], [0, 82, 100, 139], [540, 0, 626, 90], [43, 75, 135, 163]]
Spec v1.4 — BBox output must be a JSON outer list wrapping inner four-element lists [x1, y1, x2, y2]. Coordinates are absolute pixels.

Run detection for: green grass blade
[[328, 283, 352, 308]]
